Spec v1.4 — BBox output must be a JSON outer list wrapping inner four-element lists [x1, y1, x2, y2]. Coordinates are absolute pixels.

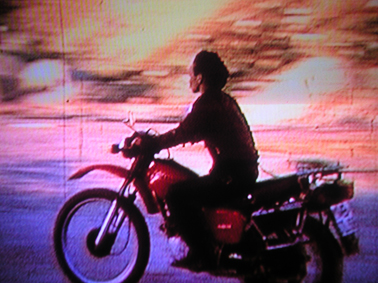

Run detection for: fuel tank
[[147, 159, 247, 244], [146, 159, 198, 199]]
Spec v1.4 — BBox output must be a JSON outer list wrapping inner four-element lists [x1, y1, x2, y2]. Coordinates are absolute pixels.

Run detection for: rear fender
[[68, 164, 129, 180]]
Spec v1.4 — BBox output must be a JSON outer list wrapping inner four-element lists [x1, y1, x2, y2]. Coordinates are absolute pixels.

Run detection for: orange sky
[[8, 0, 230, 72]]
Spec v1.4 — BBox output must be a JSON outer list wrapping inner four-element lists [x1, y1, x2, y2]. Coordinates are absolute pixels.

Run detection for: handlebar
[[110, 142, 141, 158], [110, 130, 159, 158], [110, 144, 122, 154]]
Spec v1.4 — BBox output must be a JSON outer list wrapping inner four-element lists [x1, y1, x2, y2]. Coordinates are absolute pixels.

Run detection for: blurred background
[[0, 0, 377, 126], [0, 1, 377, 282]]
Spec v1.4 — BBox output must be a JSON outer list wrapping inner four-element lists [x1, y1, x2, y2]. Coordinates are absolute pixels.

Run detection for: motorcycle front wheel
[[54, 188, 150, 283]]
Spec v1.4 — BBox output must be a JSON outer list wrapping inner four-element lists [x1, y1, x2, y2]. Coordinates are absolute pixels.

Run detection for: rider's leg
[[165, 176, 219, 264], [165, 166, 258, 269]]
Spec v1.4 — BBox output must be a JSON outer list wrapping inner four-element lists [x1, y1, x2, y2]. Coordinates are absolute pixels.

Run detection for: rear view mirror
[[123, 112, 136, 130]]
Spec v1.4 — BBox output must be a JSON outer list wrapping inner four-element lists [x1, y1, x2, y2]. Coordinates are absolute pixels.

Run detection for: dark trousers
[[165, 163, 258, 256]]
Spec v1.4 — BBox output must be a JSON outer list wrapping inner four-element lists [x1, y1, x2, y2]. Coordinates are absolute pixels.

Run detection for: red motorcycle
[[54, 127, 359, 283]]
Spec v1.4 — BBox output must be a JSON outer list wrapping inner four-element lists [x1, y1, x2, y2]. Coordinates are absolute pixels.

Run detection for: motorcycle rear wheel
[[54, 188, 150, 283], [244, 217, 343, 283], [300, 217, 343, 283]]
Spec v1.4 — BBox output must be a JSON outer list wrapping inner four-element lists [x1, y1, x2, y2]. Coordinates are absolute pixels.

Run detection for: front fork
[[95, 200, 123, 247], [95, 180, 135, 249]]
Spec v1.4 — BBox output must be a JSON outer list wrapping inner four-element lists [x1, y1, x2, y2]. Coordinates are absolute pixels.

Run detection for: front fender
[[69, 164, 129, 180]]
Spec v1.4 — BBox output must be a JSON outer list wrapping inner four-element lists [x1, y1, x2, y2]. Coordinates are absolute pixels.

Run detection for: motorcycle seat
[[225, 175, 302, 210], [250, 174, 302, 207]]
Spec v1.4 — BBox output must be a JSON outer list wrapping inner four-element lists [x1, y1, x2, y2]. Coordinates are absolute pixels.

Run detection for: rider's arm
[[154, 97, 208, 151]]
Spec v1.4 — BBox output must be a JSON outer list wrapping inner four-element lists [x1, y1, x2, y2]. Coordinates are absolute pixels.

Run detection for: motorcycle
[[54, 124, 359, 283]]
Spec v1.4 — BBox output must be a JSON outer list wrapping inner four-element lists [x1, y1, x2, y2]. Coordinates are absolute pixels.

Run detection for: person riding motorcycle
[[148, 50, 259, 269]]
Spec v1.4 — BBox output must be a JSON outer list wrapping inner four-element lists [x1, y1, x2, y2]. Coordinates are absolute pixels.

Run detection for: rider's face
[[189, 64, 201, 93]]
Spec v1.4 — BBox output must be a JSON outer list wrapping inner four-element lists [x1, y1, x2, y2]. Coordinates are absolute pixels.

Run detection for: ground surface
[[0, 117, 377, 282]]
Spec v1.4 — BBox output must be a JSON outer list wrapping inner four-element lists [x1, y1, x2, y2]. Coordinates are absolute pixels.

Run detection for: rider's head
[[189, 50, 229, 93]]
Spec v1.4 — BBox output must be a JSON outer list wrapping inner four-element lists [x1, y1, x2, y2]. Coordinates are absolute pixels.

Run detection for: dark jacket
[[156, 90, 259, 181]]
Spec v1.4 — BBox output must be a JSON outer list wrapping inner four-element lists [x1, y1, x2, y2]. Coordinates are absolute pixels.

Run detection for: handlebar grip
[[110, 144, 121, 154]]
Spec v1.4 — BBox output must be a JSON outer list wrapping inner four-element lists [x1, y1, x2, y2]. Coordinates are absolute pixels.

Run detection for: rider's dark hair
[[193, 50, 229, 89]]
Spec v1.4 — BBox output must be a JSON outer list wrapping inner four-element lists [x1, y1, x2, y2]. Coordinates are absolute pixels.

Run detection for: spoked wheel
[[244, 217, 343, 283], [54, 189, 150, 283]]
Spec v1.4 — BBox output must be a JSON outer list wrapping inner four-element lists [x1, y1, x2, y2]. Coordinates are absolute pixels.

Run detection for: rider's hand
[[110, 144, 121, 154], [113, 133, 160, 158], [138, 136, 160, 155]]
